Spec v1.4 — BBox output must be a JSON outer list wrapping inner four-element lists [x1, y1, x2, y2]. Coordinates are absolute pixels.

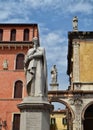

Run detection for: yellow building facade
[[50, 110, 67, 130], [67, 32, 93, 91], [80, 41, 93, 82]]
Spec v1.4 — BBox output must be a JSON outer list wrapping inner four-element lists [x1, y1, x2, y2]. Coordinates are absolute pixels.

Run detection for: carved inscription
[[26, 112, 41, 129]]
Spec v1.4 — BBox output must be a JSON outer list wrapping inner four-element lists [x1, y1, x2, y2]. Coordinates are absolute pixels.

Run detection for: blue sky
[[0, 0, 93, 91]]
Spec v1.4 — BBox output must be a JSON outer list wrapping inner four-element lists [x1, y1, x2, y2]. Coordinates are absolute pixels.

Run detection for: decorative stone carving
[[69, 99, 74, 105], [74, 98, 83, 106], [73, 82, 81, 90], [3, 59, 8, 70], [69, 98, 83, 106]]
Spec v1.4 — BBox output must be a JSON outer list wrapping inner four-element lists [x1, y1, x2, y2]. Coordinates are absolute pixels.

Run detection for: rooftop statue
[[72, 16, 78, 31], [51, 65, 58, 83]]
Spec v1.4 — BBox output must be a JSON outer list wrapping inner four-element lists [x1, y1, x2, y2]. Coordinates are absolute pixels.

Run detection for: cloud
[[0, 10, 10, 21], [20, 0, 93, 14], [40, 28, 69, 89], [82, 18, 93, 29], [41, 31, 66, 46], [20, 0, 61, 9], [40, 30, 67, 63], [40, 29, 68, 72], [67, 2, 93, 14], [0, 1, 31, 22], [0, 0, 93, 23]]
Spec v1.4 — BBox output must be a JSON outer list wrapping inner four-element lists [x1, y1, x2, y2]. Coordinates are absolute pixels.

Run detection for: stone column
[[69, 97, 83, 130], [73, 41, 80, 90], [73, 41, 80, 82], [73, 117, 81, 130]]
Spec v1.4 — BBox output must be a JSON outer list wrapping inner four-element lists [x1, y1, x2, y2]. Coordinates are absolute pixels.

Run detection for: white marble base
[[18, 96, 53, 130]]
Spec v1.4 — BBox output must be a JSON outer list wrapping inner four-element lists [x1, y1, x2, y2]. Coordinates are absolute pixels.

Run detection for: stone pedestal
[[50, 83, 59, 90], [18, 97, 53, 130]]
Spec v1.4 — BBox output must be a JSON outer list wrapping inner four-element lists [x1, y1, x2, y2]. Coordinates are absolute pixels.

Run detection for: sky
[[0, 0, 93, 92]]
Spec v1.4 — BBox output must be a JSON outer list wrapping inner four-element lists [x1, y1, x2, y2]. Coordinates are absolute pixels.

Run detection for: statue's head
[[53, 65, 56, 68], [32, 37, 39, 47]]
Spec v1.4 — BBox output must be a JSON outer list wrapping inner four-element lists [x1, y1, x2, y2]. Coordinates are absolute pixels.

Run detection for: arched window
[[0, 29, 3, 41], [14, 80, 23, 98], [10, 29, 16, 41], [23, 29, 29, 41], [16, 54, 24, 69]]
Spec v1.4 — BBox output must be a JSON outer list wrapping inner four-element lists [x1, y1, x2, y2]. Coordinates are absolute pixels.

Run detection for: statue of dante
[[24, 37, 47, 97]]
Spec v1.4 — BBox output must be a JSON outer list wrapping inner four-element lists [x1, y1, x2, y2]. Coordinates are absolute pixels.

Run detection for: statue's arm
[[33, 52, 43, 58], [32, 48, 44, 59], [24, 49, 36, 64]]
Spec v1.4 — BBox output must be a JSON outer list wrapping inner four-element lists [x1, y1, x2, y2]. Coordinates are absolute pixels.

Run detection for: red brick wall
[[0, 99, 22, 130], [0, 24, 39, 130], [0, 25, 38, 41], [0, 47, 28, 97], [0, 47, 27, 130]]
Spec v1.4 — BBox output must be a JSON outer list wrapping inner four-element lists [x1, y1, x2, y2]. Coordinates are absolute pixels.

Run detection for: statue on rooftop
[[72, 16, 78, 31], [51, 65, 58, 83]]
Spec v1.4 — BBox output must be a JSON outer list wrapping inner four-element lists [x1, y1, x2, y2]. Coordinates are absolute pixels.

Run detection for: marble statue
[[51, 65, 58, 83], [24, 37, 47, 97], [72, 16, 78, 31], [3, 59, 8, 70]]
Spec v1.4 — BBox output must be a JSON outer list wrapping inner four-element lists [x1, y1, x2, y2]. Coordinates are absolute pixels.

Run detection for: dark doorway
[[84, 104, 93, 130], [13, 114, 20, 130]]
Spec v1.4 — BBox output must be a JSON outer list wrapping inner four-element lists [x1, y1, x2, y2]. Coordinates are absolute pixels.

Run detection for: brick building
[[0, 24, 39, 130]]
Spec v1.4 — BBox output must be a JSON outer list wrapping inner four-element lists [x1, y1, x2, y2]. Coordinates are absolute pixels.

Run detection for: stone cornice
[[0, 41, 33, 49], [0, 23, 37, 27], [48, 90, 93, 95], [68, 31, 93, 40], [0, 98, 22, 101], [0, 41, 33, 44]]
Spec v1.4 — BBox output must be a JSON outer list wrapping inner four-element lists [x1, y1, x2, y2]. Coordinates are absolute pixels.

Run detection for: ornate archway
[[49, 96, 75, 130]]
